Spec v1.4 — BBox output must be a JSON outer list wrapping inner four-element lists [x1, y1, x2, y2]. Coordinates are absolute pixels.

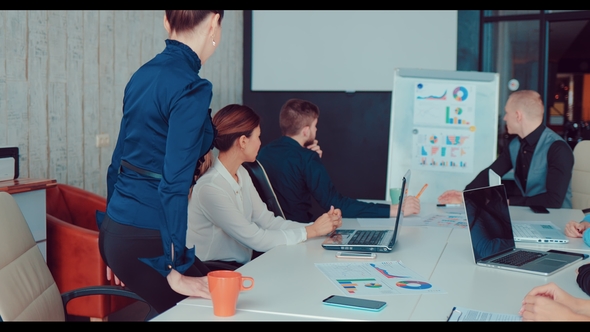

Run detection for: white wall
[[252, 10, 458, 91], [0, 10, 243, 196]]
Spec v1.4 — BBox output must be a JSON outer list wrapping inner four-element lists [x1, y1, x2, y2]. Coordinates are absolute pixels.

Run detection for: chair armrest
[[61, 286, 158, 321]]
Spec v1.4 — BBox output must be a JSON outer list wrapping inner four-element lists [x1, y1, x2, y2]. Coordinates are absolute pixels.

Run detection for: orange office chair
[[46, 183, 135, 320]]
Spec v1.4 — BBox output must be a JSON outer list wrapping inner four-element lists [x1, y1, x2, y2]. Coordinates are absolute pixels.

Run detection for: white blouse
[[187, 157, 309, 264]]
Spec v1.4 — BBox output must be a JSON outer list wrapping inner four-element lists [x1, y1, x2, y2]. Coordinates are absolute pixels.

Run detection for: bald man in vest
[[438, 90, 573, 208]]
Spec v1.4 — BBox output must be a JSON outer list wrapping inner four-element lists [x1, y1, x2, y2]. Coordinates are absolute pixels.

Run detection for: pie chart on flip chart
[[453, 86, 468, 101]]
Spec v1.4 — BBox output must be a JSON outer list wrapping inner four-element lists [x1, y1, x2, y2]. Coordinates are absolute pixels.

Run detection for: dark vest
[[508, 128, 572, 208]]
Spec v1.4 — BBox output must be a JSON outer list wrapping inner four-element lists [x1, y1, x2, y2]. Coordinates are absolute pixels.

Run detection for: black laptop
[[463, 184, 582, 276], [321, 170, 410, 252]]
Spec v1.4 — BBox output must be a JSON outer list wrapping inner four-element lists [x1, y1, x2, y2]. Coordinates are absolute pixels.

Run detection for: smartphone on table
[[322, 295, 387, 312], [529, 205, 550, 214]]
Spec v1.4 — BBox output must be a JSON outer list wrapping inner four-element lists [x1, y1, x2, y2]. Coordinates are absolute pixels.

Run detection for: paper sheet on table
[[436, 205, 465, 214], [402, 213, 468, 229], [447, 306, 521, 321], [315, 260, 445, 296]]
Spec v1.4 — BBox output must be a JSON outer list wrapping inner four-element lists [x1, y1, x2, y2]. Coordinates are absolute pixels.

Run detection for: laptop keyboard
[[349, 230, 387, 245], [512, 224, 537, 238], [491, 251, 547, 267]]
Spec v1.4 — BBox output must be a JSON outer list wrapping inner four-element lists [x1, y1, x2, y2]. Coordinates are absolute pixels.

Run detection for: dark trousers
[[98, 214, 210, 314], [205, 260, 243, 271]]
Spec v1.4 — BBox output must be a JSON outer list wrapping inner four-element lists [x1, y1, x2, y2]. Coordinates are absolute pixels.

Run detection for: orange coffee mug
[[207, 270, 254, 317]]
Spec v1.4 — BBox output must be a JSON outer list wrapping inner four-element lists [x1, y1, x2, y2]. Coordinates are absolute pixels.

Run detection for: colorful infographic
[[336, 278, 388, 293], [413, 83, 476, 128], [315, 261, 445, 296], [395, 280, 432, 290], [413, 126, 475, 173], [420, 213, 468, 229]]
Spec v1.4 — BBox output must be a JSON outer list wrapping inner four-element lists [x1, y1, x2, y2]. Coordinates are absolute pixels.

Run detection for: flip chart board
[[386, 68, 500, 203]]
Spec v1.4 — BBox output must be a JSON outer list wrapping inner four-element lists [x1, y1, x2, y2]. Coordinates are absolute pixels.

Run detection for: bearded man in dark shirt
[[258, 98, 421, 223]]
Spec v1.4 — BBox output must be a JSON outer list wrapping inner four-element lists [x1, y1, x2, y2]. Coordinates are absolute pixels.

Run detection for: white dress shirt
[[187, 157, 309, 264]]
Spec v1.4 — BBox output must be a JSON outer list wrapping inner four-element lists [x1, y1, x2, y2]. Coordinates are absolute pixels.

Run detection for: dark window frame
[[478, 10, 590, 125]]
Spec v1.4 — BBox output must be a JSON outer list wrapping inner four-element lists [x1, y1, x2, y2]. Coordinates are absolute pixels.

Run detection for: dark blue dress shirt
[[106, 39, 215, 277], [257, 136, 390, 223]]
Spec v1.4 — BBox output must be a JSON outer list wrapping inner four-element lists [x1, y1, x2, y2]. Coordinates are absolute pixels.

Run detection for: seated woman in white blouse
[[187, 104, 342, 269]]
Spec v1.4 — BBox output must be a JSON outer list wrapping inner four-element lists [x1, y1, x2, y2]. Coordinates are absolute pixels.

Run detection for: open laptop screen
[[463, 185, 515, 262], [395, 170, 410, 224], [391, 169, 410, 246]]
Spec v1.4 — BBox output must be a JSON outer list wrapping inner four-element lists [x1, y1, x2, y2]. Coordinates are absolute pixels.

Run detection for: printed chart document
[[315, 261, 445, 296], [447, 306, 521, 321], [418, 213, 467, 228], [358, 210, 467, 229], [400, 212, 467, 229], [434, 205, 465, 215]]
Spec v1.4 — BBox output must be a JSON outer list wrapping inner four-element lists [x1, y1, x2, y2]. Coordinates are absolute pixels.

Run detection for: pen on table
[[415, 184, 428, 199], [437, 203, 461, 207]]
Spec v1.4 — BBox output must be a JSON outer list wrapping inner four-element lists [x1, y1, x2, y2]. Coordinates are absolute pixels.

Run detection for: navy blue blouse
[[106, 39, 215, 277], [258, 136, 390, 223]]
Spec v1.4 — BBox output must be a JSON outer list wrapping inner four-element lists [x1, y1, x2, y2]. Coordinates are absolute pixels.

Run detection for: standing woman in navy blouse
[[98, 10, 223, 314]]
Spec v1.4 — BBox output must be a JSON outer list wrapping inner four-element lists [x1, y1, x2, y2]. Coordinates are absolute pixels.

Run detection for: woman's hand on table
[[167, 269, 211, 299]]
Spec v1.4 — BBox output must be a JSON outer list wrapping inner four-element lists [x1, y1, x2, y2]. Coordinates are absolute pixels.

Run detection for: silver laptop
[[321, 169, 410, 252], [512, 222, 569, 244], [463, 184, 582, 276], [487, 169, 567, 243]]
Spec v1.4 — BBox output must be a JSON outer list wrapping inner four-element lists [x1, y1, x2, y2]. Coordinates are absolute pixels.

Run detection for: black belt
[[120, 160, 162, 179]]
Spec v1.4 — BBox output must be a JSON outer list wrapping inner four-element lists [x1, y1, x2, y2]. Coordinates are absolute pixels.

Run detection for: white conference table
[[150, 302, 332, 321], [153, 204, 588, 321]]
